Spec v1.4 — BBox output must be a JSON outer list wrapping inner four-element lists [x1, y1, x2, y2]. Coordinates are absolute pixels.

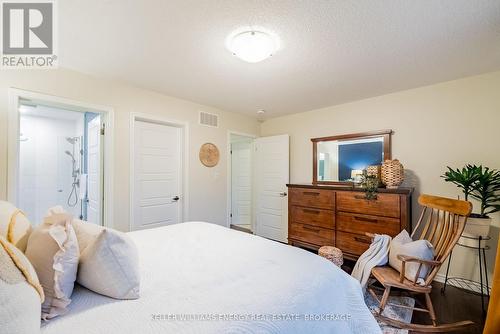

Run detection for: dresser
[[287, 184, 412, 260]]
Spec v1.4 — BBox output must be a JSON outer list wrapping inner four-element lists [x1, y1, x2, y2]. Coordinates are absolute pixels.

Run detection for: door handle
[[172, 196, 180, 202], [279, 192, 287, 197]]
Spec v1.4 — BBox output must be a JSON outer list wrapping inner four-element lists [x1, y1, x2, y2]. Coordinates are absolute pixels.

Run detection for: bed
[[41, 222, 381, 334]]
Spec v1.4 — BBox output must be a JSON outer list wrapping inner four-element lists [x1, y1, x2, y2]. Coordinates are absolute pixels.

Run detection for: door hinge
[[100, 123, 106, 135], [230, 213, 232, 217], [230, 150, 232, 154]]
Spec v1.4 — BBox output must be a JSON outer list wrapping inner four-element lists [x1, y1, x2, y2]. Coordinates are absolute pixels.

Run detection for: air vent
[[199, 111, 219, 128]]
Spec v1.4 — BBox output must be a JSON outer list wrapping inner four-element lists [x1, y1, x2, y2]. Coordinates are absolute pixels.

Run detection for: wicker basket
[[318, 246, 343, 267], [381, 159, 404, 189], [366, 165, 381, 179]]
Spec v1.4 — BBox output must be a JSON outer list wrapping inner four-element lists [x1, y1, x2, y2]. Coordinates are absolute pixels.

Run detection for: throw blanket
[[351, 234, 391, 289]]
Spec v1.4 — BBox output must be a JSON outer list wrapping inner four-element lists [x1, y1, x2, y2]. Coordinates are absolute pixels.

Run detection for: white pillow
[[25, 208, 79, 320], [0, 201, 33, 252], [389, 230, 434, 284], [0, 235, 44, 334], [77, 228, 140, 299], [72, 219, 104, 254]]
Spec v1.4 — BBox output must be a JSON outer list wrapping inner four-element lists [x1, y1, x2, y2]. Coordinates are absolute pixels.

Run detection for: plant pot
[[459, 216, 492, 248]]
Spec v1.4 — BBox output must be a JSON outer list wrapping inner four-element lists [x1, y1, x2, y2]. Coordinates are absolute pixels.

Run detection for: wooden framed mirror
[[312, 129, 392, 184]]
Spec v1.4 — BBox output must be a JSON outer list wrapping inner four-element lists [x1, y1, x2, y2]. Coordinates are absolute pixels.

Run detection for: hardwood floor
[[411, 281, 486, 334], [230, 224, 253, 234]]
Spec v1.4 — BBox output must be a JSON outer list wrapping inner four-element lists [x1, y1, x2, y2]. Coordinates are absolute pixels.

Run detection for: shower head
[[66, 137, 77, 144]]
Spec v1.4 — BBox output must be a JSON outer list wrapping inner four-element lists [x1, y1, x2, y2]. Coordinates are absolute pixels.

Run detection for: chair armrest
[[396, 254, 440, 267], [397, 254, 440, 284], [365, 232, 375, 240]]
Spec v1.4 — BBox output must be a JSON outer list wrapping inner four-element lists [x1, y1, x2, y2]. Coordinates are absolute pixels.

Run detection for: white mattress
[[41, 222, 380, 334]]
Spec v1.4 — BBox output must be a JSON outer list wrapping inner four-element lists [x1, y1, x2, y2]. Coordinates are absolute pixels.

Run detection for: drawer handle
[[303, 191, 320, 196], [353, 216, 378, 223], [354, 236, 371, 244], [303, 209, 320, 214], [303, 226, 320, 233]]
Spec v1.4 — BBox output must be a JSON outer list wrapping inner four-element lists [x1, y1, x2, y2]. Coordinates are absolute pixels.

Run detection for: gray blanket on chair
[[351, 234, 391, 289]]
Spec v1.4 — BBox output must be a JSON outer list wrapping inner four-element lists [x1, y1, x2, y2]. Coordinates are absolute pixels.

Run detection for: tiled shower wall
[[19, 110, 84, 224]]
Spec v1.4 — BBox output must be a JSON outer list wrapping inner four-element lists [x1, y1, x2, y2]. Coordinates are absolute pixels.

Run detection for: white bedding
[[41, 222, 380, 334]]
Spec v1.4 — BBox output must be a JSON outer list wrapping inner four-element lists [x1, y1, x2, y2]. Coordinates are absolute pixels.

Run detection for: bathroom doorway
[[17, 102, 102, 225], [8, 89, 114, 227], [228, 132, 255, 233]]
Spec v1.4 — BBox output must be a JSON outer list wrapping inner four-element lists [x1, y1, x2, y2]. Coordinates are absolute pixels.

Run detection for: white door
[[86, 115, 102, 225], [231, 141, 253, 227], [133, 120, 182, 230], [255, 135, 289, 242]]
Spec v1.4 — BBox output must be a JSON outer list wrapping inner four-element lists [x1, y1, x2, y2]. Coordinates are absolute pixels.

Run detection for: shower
[[66, 137, 81, 207]]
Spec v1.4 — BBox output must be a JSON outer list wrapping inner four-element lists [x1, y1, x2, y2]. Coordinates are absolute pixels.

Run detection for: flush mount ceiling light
[[227, 29, 279, 63]]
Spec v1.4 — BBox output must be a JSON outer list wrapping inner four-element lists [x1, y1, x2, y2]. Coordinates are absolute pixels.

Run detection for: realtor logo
[[1, 0, 57, 68]]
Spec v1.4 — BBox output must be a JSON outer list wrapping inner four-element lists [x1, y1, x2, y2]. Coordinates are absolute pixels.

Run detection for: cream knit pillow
[[25, 208, 79, 320], [0, 235, 44, 334], [77, 228, 140, 299], [0, 201, 33, 252]]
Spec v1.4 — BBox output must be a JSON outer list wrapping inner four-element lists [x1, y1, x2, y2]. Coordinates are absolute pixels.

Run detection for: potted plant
[[361, 170, 379, 200], [442, 164, 500, 238]]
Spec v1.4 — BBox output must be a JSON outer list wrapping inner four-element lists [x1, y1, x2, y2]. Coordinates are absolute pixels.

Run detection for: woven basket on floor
[[381, 159, 404, 189], [318, 246, 343, 267]]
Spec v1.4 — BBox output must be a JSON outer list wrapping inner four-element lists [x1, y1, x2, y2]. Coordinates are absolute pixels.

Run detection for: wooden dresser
[[287, 184, 412, 260]]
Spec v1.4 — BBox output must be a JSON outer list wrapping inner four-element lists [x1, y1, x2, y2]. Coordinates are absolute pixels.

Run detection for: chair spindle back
[[411, 194, 472, 285]]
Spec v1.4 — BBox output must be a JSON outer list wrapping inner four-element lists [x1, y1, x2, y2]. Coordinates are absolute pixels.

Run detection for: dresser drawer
[[289, 223, 334, 246], [291, 206, 334, 229], [337, 192, 400, 218], [336, 231, 372, 256], [337, 212, 400, 236], [289, 188, 335, 209]]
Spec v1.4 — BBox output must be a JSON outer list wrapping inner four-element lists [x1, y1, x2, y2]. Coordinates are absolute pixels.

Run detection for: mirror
[[312, 130, 392, 184]]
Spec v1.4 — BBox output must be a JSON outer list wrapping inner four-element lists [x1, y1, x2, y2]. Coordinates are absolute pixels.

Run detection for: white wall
[[261, 70, 500, 282], [0, 68, 260, 232]]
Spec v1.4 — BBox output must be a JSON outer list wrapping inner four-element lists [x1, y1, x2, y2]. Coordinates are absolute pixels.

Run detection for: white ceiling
[[59, 1, 500, 118]]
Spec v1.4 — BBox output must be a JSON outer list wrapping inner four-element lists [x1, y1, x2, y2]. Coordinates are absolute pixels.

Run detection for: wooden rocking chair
[[367, 194, 474, 332]]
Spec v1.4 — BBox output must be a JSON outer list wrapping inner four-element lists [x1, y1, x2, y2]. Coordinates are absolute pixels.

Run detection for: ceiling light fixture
[[227, 28, 279, 63]]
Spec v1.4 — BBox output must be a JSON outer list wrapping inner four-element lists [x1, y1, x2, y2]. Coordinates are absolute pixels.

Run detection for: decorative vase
[[381, 159, 404, 189]]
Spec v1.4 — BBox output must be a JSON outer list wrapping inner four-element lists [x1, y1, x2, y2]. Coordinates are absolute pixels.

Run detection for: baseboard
[[434, 273, 446, 284]]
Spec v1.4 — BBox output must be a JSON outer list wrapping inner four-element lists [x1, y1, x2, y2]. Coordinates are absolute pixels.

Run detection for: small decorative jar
[[318, 246, 343, 267], [381, 159, 404, 189]]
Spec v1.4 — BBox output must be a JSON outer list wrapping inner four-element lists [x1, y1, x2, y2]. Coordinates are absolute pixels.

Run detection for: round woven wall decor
[[199, 143, 220, 167], [381, 159, 404, 189]]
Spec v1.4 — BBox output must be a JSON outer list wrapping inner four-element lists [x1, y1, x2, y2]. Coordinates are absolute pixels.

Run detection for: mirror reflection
[[317, 137, 385, 182]]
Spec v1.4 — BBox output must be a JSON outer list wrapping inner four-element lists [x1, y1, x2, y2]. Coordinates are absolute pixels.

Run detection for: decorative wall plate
[[199, 143, 219, 167]]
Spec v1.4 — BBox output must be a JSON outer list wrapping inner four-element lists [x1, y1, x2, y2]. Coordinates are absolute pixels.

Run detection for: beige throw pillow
[[25, 208, 80, 320], [389, 230, 435, 284], [78, 228, 140, 299], [0, 235, 44, 334], [0, 201, 33, 252]]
